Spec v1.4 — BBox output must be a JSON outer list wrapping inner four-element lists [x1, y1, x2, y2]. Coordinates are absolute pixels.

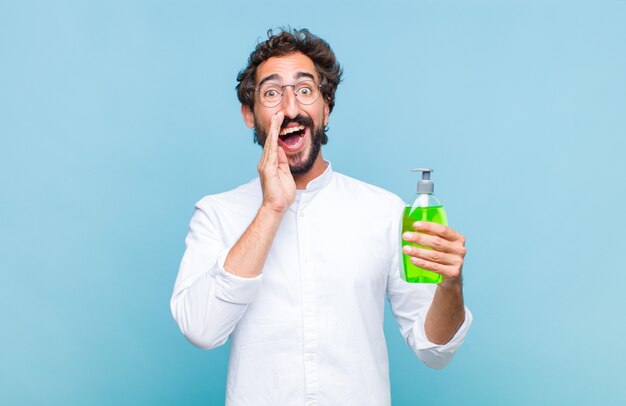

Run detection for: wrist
[[258, 203, 287, 221], [438, 277, 463, 292]]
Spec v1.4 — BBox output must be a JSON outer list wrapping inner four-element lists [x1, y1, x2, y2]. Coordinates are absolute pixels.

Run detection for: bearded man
[[171, 28, 472, 406]]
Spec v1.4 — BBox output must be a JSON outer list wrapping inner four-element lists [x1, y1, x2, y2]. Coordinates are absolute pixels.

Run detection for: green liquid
[[401, 205, 448, 283]]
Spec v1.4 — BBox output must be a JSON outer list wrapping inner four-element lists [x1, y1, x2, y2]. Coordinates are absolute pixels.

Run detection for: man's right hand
[[257, 112, 296, 215]]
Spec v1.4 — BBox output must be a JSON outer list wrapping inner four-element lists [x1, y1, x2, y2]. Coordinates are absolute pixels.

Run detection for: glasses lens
[[293, 80, 320, 105], [258, 83, 283, 107], [257, 80, 321, 107]]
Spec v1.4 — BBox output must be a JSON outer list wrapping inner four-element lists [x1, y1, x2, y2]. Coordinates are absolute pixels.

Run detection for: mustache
[[281, 115, 313, 129]]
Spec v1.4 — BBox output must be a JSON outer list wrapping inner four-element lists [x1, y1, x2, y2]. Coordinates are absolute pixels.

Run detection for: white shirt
[[171, 163, 472, 406]]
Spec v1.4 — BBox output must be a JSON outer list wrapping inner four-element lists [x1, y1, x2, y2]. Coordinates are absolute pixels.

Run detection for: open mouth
[[278, 124, 307, 148]]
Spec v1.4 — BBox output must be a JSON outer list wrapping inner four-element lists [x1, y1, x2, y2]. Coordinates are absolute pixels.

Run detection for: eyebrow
[[257, 73, 281, 88], [294, 72, 315, 81], [257, 71, 316, 88]]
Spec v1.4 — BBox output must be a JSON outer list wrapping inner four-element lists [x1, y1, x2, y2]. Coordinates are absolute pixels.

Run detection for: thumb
[[277, 145, 289, 167]]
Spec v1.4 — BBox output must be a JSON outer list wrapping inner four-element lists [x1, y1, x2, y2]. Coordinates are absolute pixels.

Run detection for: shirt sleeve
[[170, 199, 262, 350], [385, 201, 472, 369]]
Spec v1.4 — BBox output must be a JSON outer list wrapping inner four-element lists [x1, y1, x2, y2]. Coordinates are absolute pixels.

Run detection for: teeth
[[279, 125, 305, 136]]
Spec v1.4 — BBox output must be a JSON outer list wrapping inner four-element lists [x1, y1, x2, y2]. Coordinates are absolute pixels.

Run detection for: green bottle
[[401, 168, 448, 283]]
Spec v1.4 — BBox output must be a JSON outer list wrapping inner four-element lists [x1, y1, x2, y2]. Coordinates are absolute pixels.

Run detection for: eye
[[297, 86, 312, 96], [264, 89, 279, 98]]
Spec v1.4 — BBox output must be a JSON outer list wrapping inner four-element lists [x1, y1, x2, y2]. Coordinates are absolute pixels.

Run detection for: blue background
[[2, 0, 625, 404]]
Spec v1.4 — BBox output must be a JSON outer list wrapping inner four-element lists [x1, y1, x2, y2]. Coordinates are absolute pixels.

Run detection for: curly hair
[[236, 28, 343, 114]]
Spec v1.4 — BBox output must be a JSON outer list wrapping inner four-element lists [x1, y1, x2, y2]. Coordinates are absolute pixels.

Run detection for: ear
[[241, 104, 255, 129], [323, 103, 330, 126]]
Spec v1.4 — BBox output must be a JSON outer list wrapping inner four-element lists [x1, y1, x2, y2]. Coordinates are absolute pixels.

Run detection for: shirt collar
[[302, 160, 333, 192]]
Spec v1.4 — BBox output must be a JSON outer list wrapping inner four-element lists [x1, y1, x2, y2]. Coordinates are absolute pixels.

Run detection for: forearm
[[424, 280, 466, 344], [171, 203, 266, 349], [172, 272, 251, 349], [224, 204, 284, 278]]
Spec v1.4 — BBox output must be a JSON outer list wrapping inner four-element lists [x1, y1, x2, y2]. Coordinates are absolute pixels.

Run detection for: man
[[171, 28, 472, 405]]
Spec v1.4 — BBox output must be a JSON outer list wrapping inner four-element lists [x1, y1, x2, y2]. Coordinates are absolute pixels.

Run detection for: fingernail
[[403, 232, 414, 240], [413, 222, 423, 228], [402, 246, 411, 254]]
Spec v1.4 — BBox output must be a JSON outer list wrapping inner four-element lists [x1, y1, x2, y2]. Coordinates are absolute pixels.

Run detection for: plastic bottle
[[401, 168, 448, 283]]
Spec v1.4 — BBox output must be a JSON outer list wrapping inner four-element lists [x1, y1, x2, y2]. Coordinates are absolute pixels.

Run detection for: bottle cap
[[411, 168, 434, 194]]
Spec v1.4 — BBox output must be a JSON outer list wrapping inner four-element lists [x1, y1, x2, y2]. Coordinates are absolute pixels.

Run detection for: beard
[[254, 115, 326, 175]]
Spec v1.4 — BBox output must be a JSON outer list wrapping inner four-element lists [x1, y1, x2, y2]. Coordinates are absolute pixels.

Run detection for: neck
[[293, 154, 327, 190]]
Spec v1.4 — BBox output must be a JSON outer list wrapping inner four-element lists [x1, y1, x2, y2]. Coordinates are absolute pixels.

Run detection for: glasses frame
[[254, 80, 323, 108]]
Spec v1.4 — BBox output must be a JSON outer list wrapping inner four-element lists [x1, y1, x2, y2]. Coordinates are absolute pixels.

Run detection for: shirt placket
[[297, 194, 319, 406]]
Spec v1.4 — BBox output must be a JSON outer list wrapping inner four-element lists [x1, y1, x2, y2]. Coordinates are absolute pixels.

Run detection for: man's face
[[242, 52, 330, 175]]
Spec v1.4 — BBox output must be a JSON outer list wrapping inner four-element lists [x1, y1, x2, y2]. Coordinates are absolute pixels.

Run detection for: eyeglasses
[[255, 79, 322, 108]]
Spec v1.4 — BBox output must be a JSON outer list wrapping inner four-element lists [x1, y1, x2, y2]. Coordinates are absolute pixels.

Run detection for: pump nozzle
[[411, 168, 434, 194]]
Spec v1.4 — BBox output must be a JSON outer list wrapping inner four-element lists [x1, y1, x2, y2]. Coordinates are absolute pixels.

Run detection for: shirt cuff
[[212, 248, 263, 305], [411, 306, 473, 352]]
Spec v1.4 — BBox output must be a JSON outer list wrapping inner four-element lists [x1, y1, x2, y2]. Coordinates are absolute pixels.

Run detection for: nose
[[279, 86, 300, 118]]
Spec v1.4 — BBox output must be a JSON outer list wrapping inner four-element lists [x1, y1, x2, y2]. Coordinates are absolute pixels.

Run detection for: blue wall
[[1, 1, 625, 404]]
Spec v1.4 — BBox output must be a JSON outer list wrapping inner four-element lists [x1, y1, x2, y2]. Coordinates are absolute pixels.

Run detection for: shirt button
[[304, 353, 315, 361], [300, 211, 306, 217]]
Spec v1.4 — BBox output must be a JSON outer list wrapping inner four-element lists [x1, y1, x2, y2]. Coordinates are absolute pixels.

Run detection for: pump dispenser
[[401, 168, 448, 283]]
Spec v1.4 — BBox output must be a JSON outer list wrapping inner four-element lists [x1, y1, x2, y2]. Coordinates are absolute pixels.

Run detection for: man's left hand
[[402, 222, 467, 288]]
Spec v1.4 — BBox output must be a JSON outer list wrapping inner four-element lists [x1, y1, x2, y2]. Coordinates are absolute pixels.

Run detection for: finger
[[267, 112, 283, 165], [402, 245, 462, 266], [402, 231, 466, 256], [260, 113, 281, 155], [277, 144, 289, 167], [409, 256, 460, 280], [259, 127, 271, 169], [260, 117, 277, 166], [412, 221, 465, 243]]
